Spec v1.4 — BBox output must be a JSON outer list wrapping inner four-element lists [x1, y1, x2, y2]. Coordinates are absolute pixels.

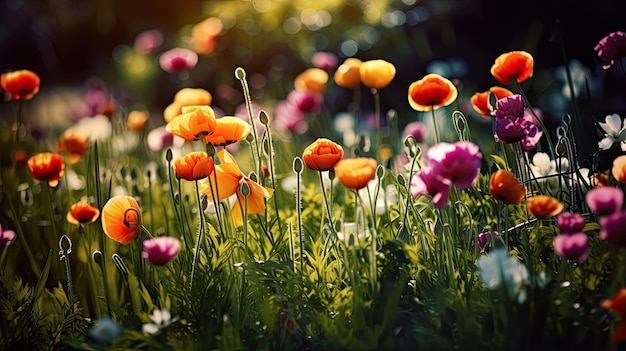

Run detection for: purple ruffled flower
[[426, 141, 482, 190], [600, 210, 626, 246], [553, 233, 589, 261], [557, 212, 586, 234], [594, 31, 626, 70], [585, 186, 623, 217], [143, 236, 181, 266], [410, 167, 452, 209], [492, 94, 543, 151]]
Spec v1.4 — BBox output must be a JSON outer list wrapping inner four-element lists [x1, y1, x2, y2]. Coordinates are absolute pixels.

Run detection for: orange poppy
[[127, 110, 150, 131], [101, 195, 142, 244], [489, 169, 526, 204], [174, 152, 215, 181], [1, 69, 40, 100], [204, 116, 251, 146], [200, 150, 274, 227], [163, 88, 212, 123], [408, 73, 458, 112], [294, 68, 329, 94], [334, 58, 362, 89], [334, 157, 378, 190], [27, 153, 65, 187], [612, 155, 626, 183], [490, 51, 534, 85], [302, 138, 344, 171], [191, 17, 222, 55], [166, 105, 217, 141], [58, 130, 89, 164], [602, 288, 626, 342], [470, 86, 514, 117], [359, 59, 396, 90], [527, 195, 563, 218], [67, 201, 100, 225]]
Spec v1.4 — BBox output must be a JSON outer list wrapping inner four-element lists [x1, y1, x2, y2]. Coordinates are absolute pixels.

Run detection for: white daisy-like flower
[[598, 113, 626, 151], [529, 152, 569, 180]]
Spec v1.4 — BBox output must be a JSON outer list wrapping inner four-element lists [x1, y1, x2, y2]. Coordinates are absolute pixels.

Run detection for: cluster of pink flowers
[[553, 212, 588, 262], [491, 94, 543, 152], [587, 187, 626, 246]]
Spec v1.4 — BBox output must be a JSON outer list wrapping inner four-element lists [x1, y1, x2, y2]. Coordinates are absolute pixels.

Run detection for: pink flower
[[477, 230, 500, 250], [273, 101, 308, 134], [312, 52, 338, 71], [410, 167, 452, 209], [553, 233, 589, 261], [134, 29, 163, 53], [159, 48, 198, 73], [557, 212, 585, 234], [286, 89, 323, 113], [600, 211, 626, 247], [586, 186, 623, 216], [594, 31, 626, 70], [402, 121, 428, 144], [492, 94, 524, 120], [143, 236, 181, 266], [147, 126, 185, 152], [426, 141, 482, 190], [492, 95, 543, 151], [0, 224, 16, 246]]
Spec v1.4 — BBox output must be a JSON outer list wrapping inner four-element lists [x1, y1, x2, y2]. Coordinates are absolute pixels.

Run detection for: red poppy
[[470, 86, 514, 117], [302, 138, 344, 171], [58, 130, 90, 164], [602, 288, 626, 342], [408, 73, 458, 112], [174, 152, 215, 181], [27, 153, 65, 187], [67, 201, 100, 225], [334, 158, 378, 190], [1, 69, 40, 100], [101, 195, 142, 244], [490, 51, 534, 84], [489, 169, 525, 205]]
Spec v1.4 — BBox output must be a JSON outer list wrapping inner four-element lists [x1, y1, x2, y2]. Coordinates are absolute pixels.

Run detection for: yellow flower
[[166, 105, 217, 141], [359, 59, 396, 89]]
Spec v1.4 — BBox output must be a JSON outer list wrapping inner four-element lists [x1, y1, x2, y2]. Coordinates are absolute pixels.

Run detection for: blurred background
[[1, 0, 625, 168]]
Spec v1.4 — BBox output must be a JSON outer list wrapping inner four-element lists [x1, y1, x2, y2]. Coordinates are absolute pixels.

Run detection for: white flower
[[142, 308, 176, 335], [598, 113, 626, 151], [529, 152, 569, 180], [68, 115, 113, 142], [358, 178, 398, 215], [336, 222, 370, 245]]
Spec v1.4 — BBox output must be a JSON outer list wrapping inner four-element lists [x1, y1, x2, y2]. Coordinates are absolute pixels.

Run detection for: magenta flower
[[585, 186, 623, 216], [594, 31, 626, 70], [312, 52, 338, 72], [0, 224, 16, 246], [402, 121, 428, 144], [492, 94, 543, 151], [553, 233, 589, 261], [426, 141, 482, 190], [159, 48, 198, 73], [143, 236, 181, 266], [477, 230, 500, 251], [273, 100, 308, 134], [147, 126, 185, 152], [134, 29, 164, 54], [410, 167, 452, 209], [492, 94, 525, 120], [600, 211, 626, 246], [287, 89, 323, 113], [557, 212, 585, 234]]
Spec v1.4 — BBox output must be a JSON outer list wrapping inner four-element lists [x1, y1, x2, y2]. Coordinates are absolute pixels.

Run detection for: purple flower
[[287, 89, 323, 113], [557, 212, 585, 234], [159, 48, 198, 73], [312, 52, 338, 72], [585, 186, 623, 216], [553, 233, 589, 261], [402, 121, 428, 144], [426, 141, 482, 190], [600, 210, 626, 246], [594, 31, 626, 70], [492, 94, 525, 120], [492, 95, 543, 151], [0, 224, 16, 246], [410, 167, 452, 209], [143, 236, 181, 266], [477, 230, 500, 250]]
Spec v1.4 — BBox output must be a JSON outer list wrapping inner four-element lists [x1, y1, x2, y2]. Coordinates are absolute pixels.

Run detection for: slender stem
[[266, 128, 283, 233], [318, 170, 336, 235], [297, 170, 304, 276], [236, 68, 261, 177], [44, 184, 59, 240], [373, 89, 382, 157], [514, 81, 556, 158], [430, 106, 440, 144], [190, 180, 206, 288]]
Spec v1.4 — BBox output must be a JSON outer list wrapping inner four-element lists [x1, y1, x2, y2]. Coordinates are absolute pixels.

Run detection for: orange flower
[[163, 88, 212, 123], [127, 110, 150, 131], [470, 86, 514, 117], [101, 195, 142, 244], [174, 152, 215, 181], [58, 130, 89, 164], [200, 150, 274, 227], [612, 155, 626, 183], [204, 116, 251, 146], [408, 73, 458, 112], [1, 69, 40, 100], [67, 201, 100, 225], [191, 17, 222, 54], [359, 59, 396, 90], [602, 288, 626, 342], [294, 68, 329, 94], [334, 158, 378, 190], [166, 105, 217, 141], [334, 58, 362, 89], [27, 153, 65, 187], [490, 51, 534, 85], [527, 195, 563, 218], [489, 169, 525, 204], [302, 138, 344, 171], [593, 170, 610, 187]]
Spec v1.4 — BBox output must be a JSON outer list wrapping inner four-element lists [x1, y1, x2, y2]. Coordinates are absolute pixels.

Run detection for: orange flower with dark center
[[602, 288, 626, 342], [1, 69, 40, 100], [334, 58, 362, 89], [200, 150, 274, 227], [489, 169, 525, 204], [27, 153, 65, 187], [359, 59, 396, 90], [127, 110, 150, 131], [527, 195, 563, 218], [58, 131, 89, 164], [302, 138, 344, 171], [334, 157, 378, 190], [174, 152, 215, 181], [163, 88, 212, 123], [204, 116, 251, 146], [166, 105, 217, 141], [101, 195, 142, 244], [408, 73, 458, 112], [294, 68, 329, 94], [470, 86, 514, 117], [67, 201, 100, 225], [490, 51, 534, 85]]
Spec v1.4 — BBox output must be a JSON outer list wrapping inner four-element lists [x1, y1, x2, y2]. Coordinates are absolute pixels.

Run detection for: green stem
[[430, 106, 440, 144], [318, 170, 336, 235], [236, 68, 261, 177], [373, 89, 382, 158], [190, 180, 206, 289]]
